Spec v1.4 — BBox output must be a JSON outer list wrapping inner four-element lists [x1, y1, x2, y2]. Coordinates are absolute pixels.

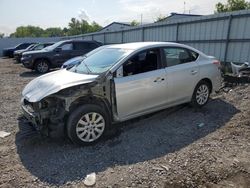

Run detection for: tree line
[[8, 18, 103, 38]]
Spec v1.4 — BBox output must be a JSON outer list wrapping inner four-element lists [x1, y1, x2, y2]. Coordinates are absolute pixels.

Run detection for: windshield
[[70, 48, 131, 74], [26, 44, 35, 50], [43, 41, 65, 51], [33, 44, 45, 50]]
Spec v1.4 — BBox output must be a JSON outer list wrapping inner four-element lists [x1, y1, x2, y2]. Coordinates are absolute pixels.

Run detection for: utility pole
[[140, 14, 143, 25], [184, 1, 186, 14]]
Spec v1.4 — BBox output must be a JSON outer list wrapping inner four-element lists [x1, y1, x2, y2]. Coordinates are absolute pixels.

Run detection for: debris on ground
[[0, 131, 11, 138], [197, 123, 205, 128], [0, 58, 249, 187], [83, 173, 96, 187]]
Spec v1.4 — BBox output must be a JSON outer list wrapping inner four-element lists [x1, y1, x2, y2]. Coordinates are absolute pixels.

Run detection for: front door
[[54, 42, 74, 65], [114, 48, 169, 120]]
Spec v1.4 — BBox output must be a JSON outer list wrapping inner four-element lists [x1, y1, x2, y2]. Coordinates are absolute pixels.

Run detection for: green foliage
[[0, 33, 4, 38], [216, 0, 250, 13], [9, 18, 103, 38], [43, 27, 65, 37], [155, 14, 167, 23], [131, 20, 139, 26]]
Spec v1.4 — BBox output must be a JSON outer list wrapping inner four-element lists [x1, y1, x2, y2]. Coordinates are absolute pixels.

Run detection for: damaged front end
[[21, 96, 67, 135], [21, 69, 103, 135]]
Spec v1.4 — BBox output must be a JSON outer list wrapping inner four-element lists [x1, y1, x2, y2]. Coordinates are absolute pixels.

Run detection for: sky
[[0, 0, 227, 36]]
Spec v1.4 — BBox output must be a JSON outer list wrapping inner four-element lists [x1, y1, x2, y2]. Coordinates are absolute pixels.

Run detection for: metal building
[[64, 9, 250, 63]]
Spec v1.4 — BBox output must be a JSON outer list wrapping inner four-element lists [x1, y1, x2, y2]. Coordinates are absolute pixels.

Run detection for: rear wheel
[[67, 104, 110, 145], [191, 81, 211, 108], [34, 59, 50, 73]]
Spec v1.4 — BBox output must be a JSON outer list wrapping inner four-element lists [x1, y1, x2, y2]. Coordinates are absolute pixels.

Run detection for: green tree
[[43, 27, 64, 37], [67, 18, 102, 35], [0, 33, 4, 38], [89, 21, 102, 32], [216, 0, 250, 13], [131, 20, 139, 26], [11, 26, 44, 37], [155, 14, 167, 22], [9, 17, 103, 37]]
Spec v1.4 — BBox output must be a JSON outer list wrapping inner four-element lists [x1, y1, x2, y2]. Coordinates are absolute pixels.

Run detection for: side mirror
[[54, 47, 62, 53], [116, 66, 123, 78]]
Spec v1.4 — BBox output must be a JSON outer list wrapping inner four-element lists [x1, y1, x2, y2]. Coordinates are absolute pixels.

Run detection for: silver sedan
[[21, 42, 222, 145]]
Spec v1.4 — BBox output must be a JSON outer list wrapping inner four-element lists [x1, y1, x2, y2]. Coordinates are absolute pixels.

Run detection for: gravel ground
[[0, 58, 249, 188]]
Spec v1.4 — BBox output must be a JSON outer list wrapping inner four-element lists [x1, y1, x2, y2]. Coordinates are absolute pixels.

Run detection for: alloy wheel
[[37, 61, 49, 73], [76, 112, 105, 142], [196, 84, 209, 105]]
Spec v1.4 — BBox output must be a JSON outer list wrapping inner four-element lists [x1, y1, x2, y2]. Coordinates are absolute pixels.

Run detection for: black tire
[[67, 104, 111, 146], [34, 59, 50, 73], [191, 80, 211, 108]]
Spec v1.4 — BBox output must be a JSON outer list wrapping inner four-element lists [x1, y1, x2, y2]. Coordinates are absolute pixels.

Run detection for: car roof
[[106, 42, 183, 50], [105, 42, 205, 56], [63, 39, 100, 43]]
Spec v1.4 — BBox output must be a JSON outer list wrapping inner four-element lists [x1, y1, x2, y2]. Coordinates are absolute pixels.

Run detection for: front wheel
[[67, 104, 110, 145], [191, 81, 211, 108], [34, 59, 50, 73]]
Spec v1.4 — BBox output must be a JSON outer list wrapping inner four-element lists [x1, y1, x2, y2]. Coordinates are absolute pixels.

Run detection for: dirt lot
[[0, 58, 249, 188]]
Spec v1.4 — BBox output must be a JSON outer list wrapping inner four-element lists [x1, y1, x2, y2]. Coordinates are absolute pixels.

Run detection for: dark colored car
[[60, 45, 107, 69], [21, 40, 102, 73], [2, 43, 35, 58], [14, 42, 54, 63], [61, 56, 84, 69]]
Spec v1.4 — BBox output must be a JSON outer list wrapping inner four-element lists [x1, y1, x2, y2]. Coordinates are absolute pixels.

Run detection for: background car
[[61, 45, 107, 69], [61, 56, 84, 69], [14, 42, 54, 63], [2, 42, 35, 58], [21, 40, 102, 73]]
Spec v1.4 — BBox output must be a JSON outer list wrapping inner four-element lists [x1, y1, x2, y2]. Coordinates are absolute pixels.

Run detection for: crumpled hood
[[22, 69, 99, 102]]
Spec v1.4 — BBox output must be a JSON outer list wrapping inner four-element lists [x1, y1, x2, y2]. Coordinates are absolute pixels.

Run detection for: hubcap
[[76, 112, 105, 142], [37, 61, 48, 73], [196, 84, 209, 105]]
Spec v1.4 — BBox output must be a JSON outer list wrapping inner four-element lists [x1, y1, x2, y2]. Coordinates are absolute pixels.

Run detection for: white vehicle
[[21, 42, 222, 145]]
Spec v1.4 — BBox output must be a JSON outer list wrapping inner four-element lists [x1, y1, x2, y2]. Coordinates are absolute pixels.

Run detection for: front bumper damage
[[21, 97, 66, 136]]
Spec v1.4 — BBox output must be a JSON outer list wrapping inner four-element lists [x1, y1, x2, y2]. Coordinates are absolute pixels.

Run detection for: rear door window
[[60, 43, 73, 51], [74, 42, 89, 50], [163, 47, 199, 67]]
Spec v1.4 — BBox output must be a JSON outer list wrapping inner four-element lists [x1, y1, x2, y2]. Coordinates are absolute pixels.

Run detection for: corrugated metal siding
[[93, 34, 105, 43], [59, 10, 250, 63], [123, 29, 142, 43], [144, 25, 177, 41], [105, 32, 122, 44]]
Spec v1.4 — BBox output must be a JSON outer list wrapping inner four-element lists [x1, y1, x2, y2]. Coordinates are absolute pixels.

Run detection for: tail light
[[213, 60, 221, 69]]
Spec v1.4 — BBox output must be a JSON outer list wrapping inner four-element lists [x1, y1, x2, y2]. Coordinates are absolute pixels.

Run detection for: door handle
[[154, 77, 165, 82], [191, 70, 198, 75]]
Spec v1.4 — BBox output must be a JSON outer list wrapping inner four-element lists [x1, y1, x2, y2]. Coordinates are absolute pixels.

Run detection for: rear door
[[114, 48, 169, 120], [73, 42, 99, 56], [162, 47, 200, 104]]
